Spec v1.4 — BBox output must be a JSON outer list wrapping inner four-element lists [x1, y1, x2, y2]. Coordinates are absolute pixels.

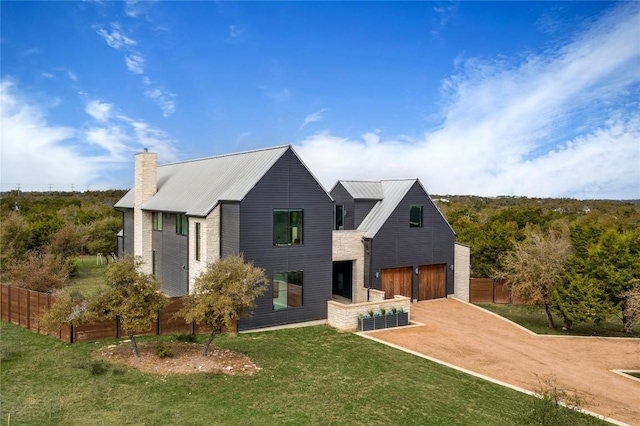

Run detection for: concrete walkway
[[367, 299, 640, 425]]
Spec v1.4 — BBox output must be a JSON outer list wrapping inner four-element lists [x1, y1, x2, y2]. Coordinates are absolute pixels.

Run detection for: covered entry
[[380, 267, 412, 299], [418, 264, 446, 301], [332, 261, 353, 300]]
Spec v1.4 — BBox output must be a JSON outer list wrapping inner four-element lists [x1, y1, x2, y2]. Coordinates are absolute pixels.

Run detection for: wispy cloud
[[259, 86, 290, 103], [300, 108, 327, 130], [125, 54, 145, 74], [431, 2, 458, 39], [144, 87, 175, 118], [0, 80, 179, 190], [125, 0, 140, 18], [295, 3, 640, 199], [95, 23, 136, 49]]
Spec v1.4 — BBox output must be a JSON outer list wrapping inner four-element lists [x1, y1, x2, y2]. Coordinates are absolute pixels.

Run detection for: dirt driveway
[[367, 299, 640, 425]]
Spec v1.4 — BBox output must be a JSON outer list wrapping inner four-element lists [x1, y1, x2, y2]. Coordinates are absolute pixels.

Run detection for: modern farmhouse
[[115, 145, 467, 330]]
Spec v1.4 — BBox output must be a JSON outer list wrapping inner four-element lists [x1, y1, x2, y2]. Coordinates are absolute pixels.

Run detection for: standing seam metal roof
[[114, 145, 291, 216]]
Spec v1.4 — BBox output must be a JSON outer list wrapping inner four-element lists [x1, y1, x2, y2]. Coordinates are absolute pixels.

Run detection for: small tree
[[496, 229, 571, 329], [6, 250, 69, 293], [180, 255, 269, 356], [39, 288, 96, 333], [93, 257, 167, 357], [0, 212, 32, 269]]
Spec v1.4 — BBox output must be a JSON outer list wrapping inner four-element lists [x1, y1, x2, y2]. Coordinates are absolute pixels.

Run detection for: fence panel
[[494, 281, 511, 304], [74, 317, 118, 342], [469, 278, 494, 303], [1, 285, 9, 321], [159, 297, 192, 335]]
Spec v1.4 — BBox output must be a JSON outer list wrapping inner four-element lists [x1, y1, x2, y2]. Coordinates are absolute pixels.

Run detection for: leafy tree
[[0, 212, 32, 269], [85, 217, 121, 258], [551, 272, 614, 330], [496, 229, 571, 328], [6, 250, 69, 293], [39, 288, 96, 333], [93, 257, 167, 357], [50, 224, 83, 258], [179, 255, 269, 356]]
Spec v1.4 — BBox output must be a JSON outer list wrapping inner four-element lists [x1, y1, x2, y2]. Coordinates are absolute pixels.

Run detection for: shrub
[[173, 332, 196, 343], [155, 341, 174, 358], [525, 374, 587, 426]]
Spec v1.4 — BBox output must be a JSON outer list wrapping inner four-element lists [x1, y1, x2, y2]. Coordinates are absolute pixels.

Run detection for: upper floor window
[[410, 206, 423, 228], [273, 209, 303, 246], [195, 222, 201, 261], [335, 205, 344, 230], [153, 212, 163, 231], [176, 213, 188, 235]]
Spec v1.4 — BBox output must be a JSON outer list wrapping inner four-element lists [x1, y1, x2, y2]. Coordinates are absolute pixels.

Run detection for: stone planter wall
[[327, 295, 410, 331]]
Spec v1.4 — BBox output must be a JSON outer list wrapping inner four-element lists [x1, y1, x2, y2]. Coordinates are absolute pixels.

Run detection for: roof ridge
[[160, 145, 290, 167]]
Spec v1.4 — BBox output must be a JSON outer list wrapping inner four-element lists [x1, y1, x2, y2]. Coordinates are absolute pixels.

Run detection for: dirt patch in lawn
[[93, 340, 261, 376]]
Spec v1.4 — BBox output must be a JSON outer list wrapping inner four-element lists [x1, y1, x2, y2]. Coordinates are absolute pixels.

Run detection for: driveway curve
[[368, 299, 640, 425]]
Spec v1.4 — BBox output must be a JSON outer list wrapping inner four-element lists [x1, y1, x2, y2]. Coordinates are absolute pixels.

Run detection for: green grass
[[68, 256, 108, 297], [0, 322, 606, 426], [478, 304, 640, 338]]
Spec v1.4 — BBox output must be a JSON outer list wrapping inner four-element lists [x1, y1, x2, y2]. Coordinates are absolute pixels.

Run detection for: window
[[335, 205, 344, 230], [152, 250, 158, 277], [410, 206, 423, 228], [176, 213, 188, 235], [273, 271, 303, 310], [273, 209, 303, 245], [195, 222, 201, 261], [153, 212, 163, 231]]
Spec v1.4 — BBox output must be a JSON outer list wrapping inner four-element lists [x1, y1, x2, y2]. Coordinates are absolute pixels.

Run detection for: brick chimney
[[134, 148, 157, 274]]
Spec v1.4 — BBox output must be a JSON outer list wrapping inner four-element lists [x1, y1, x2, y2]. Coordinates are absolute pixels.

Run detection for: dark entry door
[[380, 267, 412, 299], [418, 264, 446, 301], [332, 261, 353, 300]]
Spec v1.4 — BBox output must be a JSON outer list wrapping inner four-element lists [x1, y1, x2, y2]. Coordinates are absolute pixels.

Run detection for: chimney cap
[[144, 148, 148, 153]]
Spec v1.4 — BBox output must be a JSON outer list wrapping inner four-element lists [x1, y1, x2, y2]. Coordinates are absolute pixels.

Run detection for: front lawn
[[0, 322, 606, 425], [478, 304, 640, 337]]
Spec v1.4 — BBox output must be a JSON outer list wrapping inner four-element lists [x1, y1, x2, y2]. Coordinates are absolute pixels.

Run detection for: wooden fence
[[469, 278, 512, 304], [0, 284, 234, 343]]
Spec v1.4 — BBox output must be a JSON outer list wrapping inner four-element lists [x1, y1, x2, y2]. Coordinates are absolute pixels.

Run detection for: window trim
[[152, 250, 158, 277], [410, 206, 423, 228], [335, 205, 344, 230], [195, 222, 201, 261], [273, 209, 303, 246]]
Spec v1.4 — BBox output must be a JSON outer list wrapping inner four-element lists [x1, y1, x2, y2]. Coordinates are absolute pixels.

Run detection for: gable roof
[[115, 145, 313, 217], [337, 178, 454, 239]]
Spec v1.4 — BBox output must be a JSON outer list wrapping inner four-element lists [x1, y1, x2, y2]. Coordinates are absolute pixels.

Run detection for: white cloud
[[125, 0, 140, 18], [1, 80, 179, 190], [95, 23, 136, 50], [41, 72, 54, 79], [144, 86, 176, 117], [125, 54, 145, 74], [85, 100, 112, 122], [295, 3, 640, 199], [67, 71, 78, 81], [300, 108, 327, 130]]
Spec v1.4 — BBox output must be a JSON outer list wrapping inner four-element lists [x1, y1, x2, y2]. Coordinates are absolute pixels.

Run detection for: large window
[[273, 271, 303, 310], [335, 205, 344, 230], [195, 222, 201, 261], [273, 209, 303, 246], [153, 212, 163, 231], [410, 206, 423, 228], [176, 213, 188, 235]]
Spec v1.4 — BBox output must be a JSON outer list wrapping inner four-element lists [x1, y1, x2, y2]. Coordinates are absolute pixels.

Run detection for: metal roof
[[114, 145, 292, 216], [354, 179, 416, 238], [337, 178, 455, 239]]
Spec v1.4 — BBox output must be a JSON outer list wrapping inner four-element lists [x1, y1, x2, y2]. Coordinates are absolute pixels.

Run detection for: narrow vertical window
[[335, 205, 344, 230], [176, 213, 188, 235], [152, 250, 158, 277], [153, 212, 163, 231], [273, 209, 303, 245], [410, 206, 423, 228], [195, 222, 201, 261]]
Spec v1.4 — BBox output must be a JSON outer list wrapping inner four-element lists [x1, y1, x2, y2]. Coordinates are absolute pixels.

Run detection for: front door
[[332, 261, 353, 300]]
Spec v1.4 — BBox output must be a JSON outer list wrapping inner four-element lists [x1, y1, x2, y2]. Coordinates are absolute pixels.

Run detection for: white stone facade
[[453, 243, 471, 302], [188, 206, 221, 293], [133, 151, 157, 275], [332, 230, 368, 303]]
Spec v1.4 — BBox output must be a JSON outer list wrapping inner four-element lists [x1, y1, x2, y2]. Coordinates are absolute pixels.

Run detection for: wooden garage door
[[418, 264, 446, 301], [380, 267, 412, 299]]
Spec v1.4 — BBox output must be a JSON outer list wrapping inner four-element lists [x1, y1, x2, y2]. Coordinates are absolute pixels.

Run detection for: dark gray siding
[[220, 203, 240, 257], [354, 200, 378, 228], [368, 183, 456, 296], [153, 212, 189, 296], [330, 184, 355, 230], [122, 209, 134, 255], [238, 148, 333, 330]]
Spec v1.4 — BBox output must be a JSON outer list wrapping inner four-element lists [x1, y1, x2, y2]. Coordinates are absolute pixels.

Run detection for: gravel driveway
[[366, 299, 640, 425]]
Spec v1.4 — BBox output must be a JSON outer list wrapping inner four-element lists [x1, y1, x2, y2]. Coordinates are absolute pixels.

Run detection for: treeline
[[434, 195, 640, 333], [0, 190, 127, 291]]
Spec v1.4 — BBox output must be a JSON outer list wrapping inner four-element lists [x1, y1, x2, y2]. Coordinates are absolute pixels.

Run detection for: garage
[[418, 264, 447, 300], [380, 267, 412, 299]]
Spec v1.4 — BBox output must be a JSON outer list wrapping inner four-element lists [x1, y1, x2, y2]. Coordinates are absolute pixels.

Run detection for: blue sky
[[1, 1, 639, 199]]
